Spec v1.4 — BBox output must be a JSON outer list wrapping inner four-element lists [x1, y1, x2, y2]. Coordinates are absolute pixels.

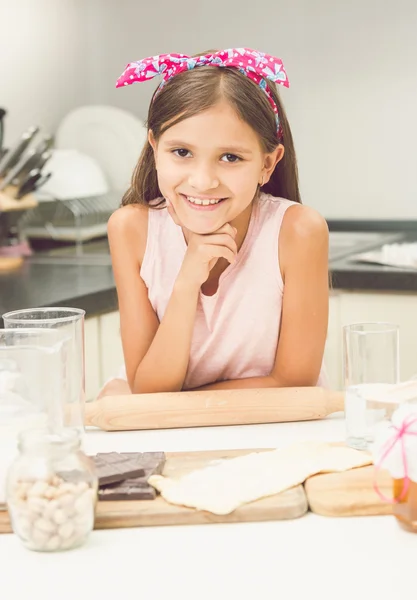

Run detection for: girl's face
[[149, 101, 283, 234]]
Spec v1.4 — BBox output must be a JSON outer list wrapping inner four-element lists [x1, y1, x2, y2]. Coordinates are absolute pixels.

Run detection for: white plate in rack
[[55, 105, 147, 192]]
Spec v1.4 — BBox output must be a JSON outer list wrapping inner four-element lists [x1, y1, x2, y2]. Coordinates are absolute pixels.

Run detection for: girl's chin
[[183, 219, 226, 236], [178, 212, 227, 235]]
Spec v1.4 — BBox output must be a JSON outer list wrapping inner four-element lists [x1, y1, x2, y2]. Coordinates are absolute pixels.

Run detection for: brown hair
[[122, 58, 301, 207]]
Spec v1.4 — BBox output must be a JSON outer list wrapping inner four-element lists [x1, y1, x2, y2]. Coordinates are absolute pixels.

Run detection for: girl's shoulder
[[278, 199, 329, 275], [108, 202, 149, 237], [107, 198, 167, 265], [281, 202, 328, 240], [107, 202, 150, 265], [259, 192, 328, 237]]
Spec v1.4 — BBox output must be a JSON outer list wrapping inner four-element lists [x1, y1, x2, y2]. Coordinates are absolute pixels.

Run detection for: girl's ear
[[259, 144, 285, 185], [148, 130, 157, 153]]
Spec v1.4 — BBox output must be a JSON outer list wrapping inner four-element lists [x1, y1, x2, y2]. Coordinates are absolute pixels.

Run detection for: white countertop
[[1, 415, 414, 600]]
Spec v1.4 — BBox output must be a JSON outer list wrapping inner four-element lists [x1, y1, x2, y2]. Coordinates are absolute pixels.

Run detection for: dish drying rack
[[19, 192, 121, 252]]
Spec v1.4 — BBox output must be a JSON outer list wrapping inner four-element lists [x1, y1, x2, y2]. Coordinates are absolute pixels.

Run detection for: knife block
[[0, 182, 37, 212], [0, 180, 37, 271], [0, 255, 24, 271]]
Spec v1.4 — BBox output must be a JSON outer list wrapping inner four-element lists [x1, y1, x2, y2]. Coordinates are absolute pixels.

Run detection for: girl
[[101, 48, 329, 397]]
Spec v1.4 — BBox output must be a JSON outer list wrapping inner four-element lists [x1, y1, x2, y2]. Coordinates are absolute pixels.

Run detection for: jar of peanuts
[[6, 427, 98, 552]]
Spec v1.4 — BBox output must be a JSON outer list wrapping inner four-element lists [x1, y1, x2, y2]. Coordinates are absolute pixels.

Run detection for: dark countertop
[[330, 258, 417, 291], [1, 223, 417, 318], [327, 220, 417, 292], [0, 239, 118, 320], [0, 261, 118, 319]]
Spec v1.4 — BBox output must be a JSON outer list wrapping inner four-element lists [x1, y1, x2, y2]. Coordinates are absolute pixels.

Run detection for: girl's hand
[[166, 198, 237, 289], [179, 223, 238, 288]]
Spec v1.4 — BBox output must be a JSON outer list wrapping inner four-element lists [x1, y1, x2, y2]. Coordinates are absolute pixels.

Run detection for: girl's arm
[[108, 206, 237, 394], [192, 205, 329, 390], [108, 206, 199, 394]]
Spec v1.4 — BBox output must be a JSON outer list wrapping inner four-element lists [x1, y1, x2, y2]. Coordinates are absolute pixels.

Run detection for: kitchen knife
[[0, 125, 39, 177], [11, 149, 52, 187], [33, 134, 53, 155], [7, 134, 53, 187], [15, 168, 42, 199], [0, 148, 38, 190], [15, 168, 51, 199], [84, 387, 345, 431]]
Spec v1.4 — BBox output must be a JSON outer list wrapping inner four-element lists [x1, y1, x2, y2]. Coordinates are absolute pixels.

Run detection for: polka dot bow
[[116, 48, 289, 140]]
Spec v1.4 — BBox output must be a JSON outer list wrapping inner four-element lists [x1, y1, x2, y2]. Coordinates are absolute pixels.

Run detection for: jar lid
[[372, 403, 417, 481]]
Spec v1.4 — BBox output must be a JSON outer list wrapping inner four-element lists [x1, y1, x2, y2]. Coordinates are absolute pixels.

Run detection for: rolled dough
[[148, 442, 372, 515]]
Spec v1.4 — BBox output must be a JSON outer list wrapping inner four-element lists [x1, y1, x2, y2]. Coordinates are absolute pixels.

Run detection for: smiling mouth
[[181, 194, 227, 210]]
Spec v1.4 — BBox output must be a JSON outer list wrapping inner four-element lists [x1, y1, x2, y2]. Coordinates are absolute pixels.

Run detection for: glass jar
[[6, 427, 98, 552], [392, 479, 417, 532], [372, 402, 417, 533]]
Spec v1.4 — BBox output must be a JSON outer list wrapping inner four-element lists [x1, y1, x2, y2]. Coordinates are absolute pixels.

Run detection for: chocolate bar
[[119, 452, 166, 477], [98, 451, 166, 501], [98, 480, 157, 501], [92, 452, 146, 485]]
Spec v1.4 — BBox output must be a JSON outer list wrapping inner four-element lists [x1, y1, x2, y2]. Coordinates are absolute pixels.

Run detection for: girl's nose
[[188, 163, 219, 192]]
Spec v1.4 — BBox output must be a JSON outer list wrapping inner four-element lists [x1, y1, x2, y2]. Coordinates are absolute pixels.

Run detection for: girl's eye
[[172, 149, 241, 162], [221, 154, 241, 163], [173, 148, 191, 158]]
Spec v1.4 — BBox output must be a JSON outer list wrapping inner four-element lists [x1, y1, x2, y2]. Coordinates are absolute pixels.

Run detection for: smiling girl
[[101, 48, 329, 396]]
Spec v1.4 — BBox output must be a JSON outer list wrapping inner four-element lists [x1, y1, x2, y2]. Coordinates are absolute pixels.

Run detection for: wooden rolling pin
[[84, 387, 345, 431]]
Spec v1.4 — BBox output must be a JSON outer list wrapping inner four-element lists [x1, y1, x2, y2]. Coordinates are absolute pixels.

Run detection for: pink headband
[[116, 48, 289, 140]]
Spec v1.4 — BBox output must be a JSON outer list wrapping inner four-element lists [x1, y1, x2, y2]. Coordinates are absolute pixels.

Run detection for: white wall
[[0, 0, 89, 145], [84, 0, 417, 220], [1, 0, 416, 220]]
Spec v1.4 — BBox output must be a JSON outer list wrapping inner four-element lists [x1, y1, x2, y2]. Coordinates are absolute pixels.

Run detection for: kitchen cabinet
[[92, 302, 347, 393], [84, 291, 417, 398], [339, 291, 417, 381], [325, 291, 417, 390], [94, 304, 346, 393], [84, 311, 124, 400], [323, 292, 342, 391], [99, 310, 124, 386], [84, 316, 101, 401]]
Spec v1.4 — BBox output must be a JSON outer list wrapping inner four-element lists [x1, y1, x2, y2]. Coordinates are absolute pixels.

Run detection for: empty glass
[[343, 322, 400, 450], [2, 308, 86, 435], [0, 328, 64, 504]]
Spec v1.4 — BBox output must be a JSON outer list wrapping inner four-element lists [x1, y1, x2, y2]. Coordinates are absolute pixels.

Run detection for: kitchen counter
[[0, 416, 413, 600], [327, 224, 417, 291], [0, 260, 117, 319], [0, 239, 118, 319], [1, 226, 417, 320]]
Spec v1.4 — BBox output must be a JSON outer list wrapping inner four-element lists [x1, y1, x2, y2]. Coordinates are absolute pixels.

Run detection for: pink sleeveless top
[[139, 192, 328, 390]]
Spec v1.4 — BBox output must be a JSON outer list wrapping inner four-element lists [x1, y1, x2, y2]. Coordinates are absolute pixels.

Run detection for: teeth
[[186, 196, 222, 206]]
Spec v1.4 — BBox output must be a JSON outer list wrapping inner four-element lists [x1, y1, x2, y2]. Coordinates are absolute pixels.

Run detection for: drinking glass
[[0, 328, 64, 504], [2, 308, 85, 434], [343, 322, 400, 450]]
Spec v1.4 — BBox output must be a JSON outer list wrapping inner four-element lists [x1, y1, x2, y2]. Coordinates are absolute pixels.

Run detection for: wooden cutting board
[[304, 466, 393, 517], [85, 387, 345, 431], [0, 449, 308, 533]]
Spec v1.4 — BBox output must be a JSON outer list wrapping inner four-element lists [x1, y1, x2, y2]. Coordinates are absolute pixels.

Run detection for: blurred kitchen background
[[1, 0, 417, 397]]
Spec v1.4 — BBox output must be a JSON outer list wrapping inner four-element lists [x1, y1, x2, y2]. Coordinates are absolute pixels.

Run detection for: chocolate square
[[97, 451, 166, 501], [92, 452, 146, 485], [98, 479, 157, 501]]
